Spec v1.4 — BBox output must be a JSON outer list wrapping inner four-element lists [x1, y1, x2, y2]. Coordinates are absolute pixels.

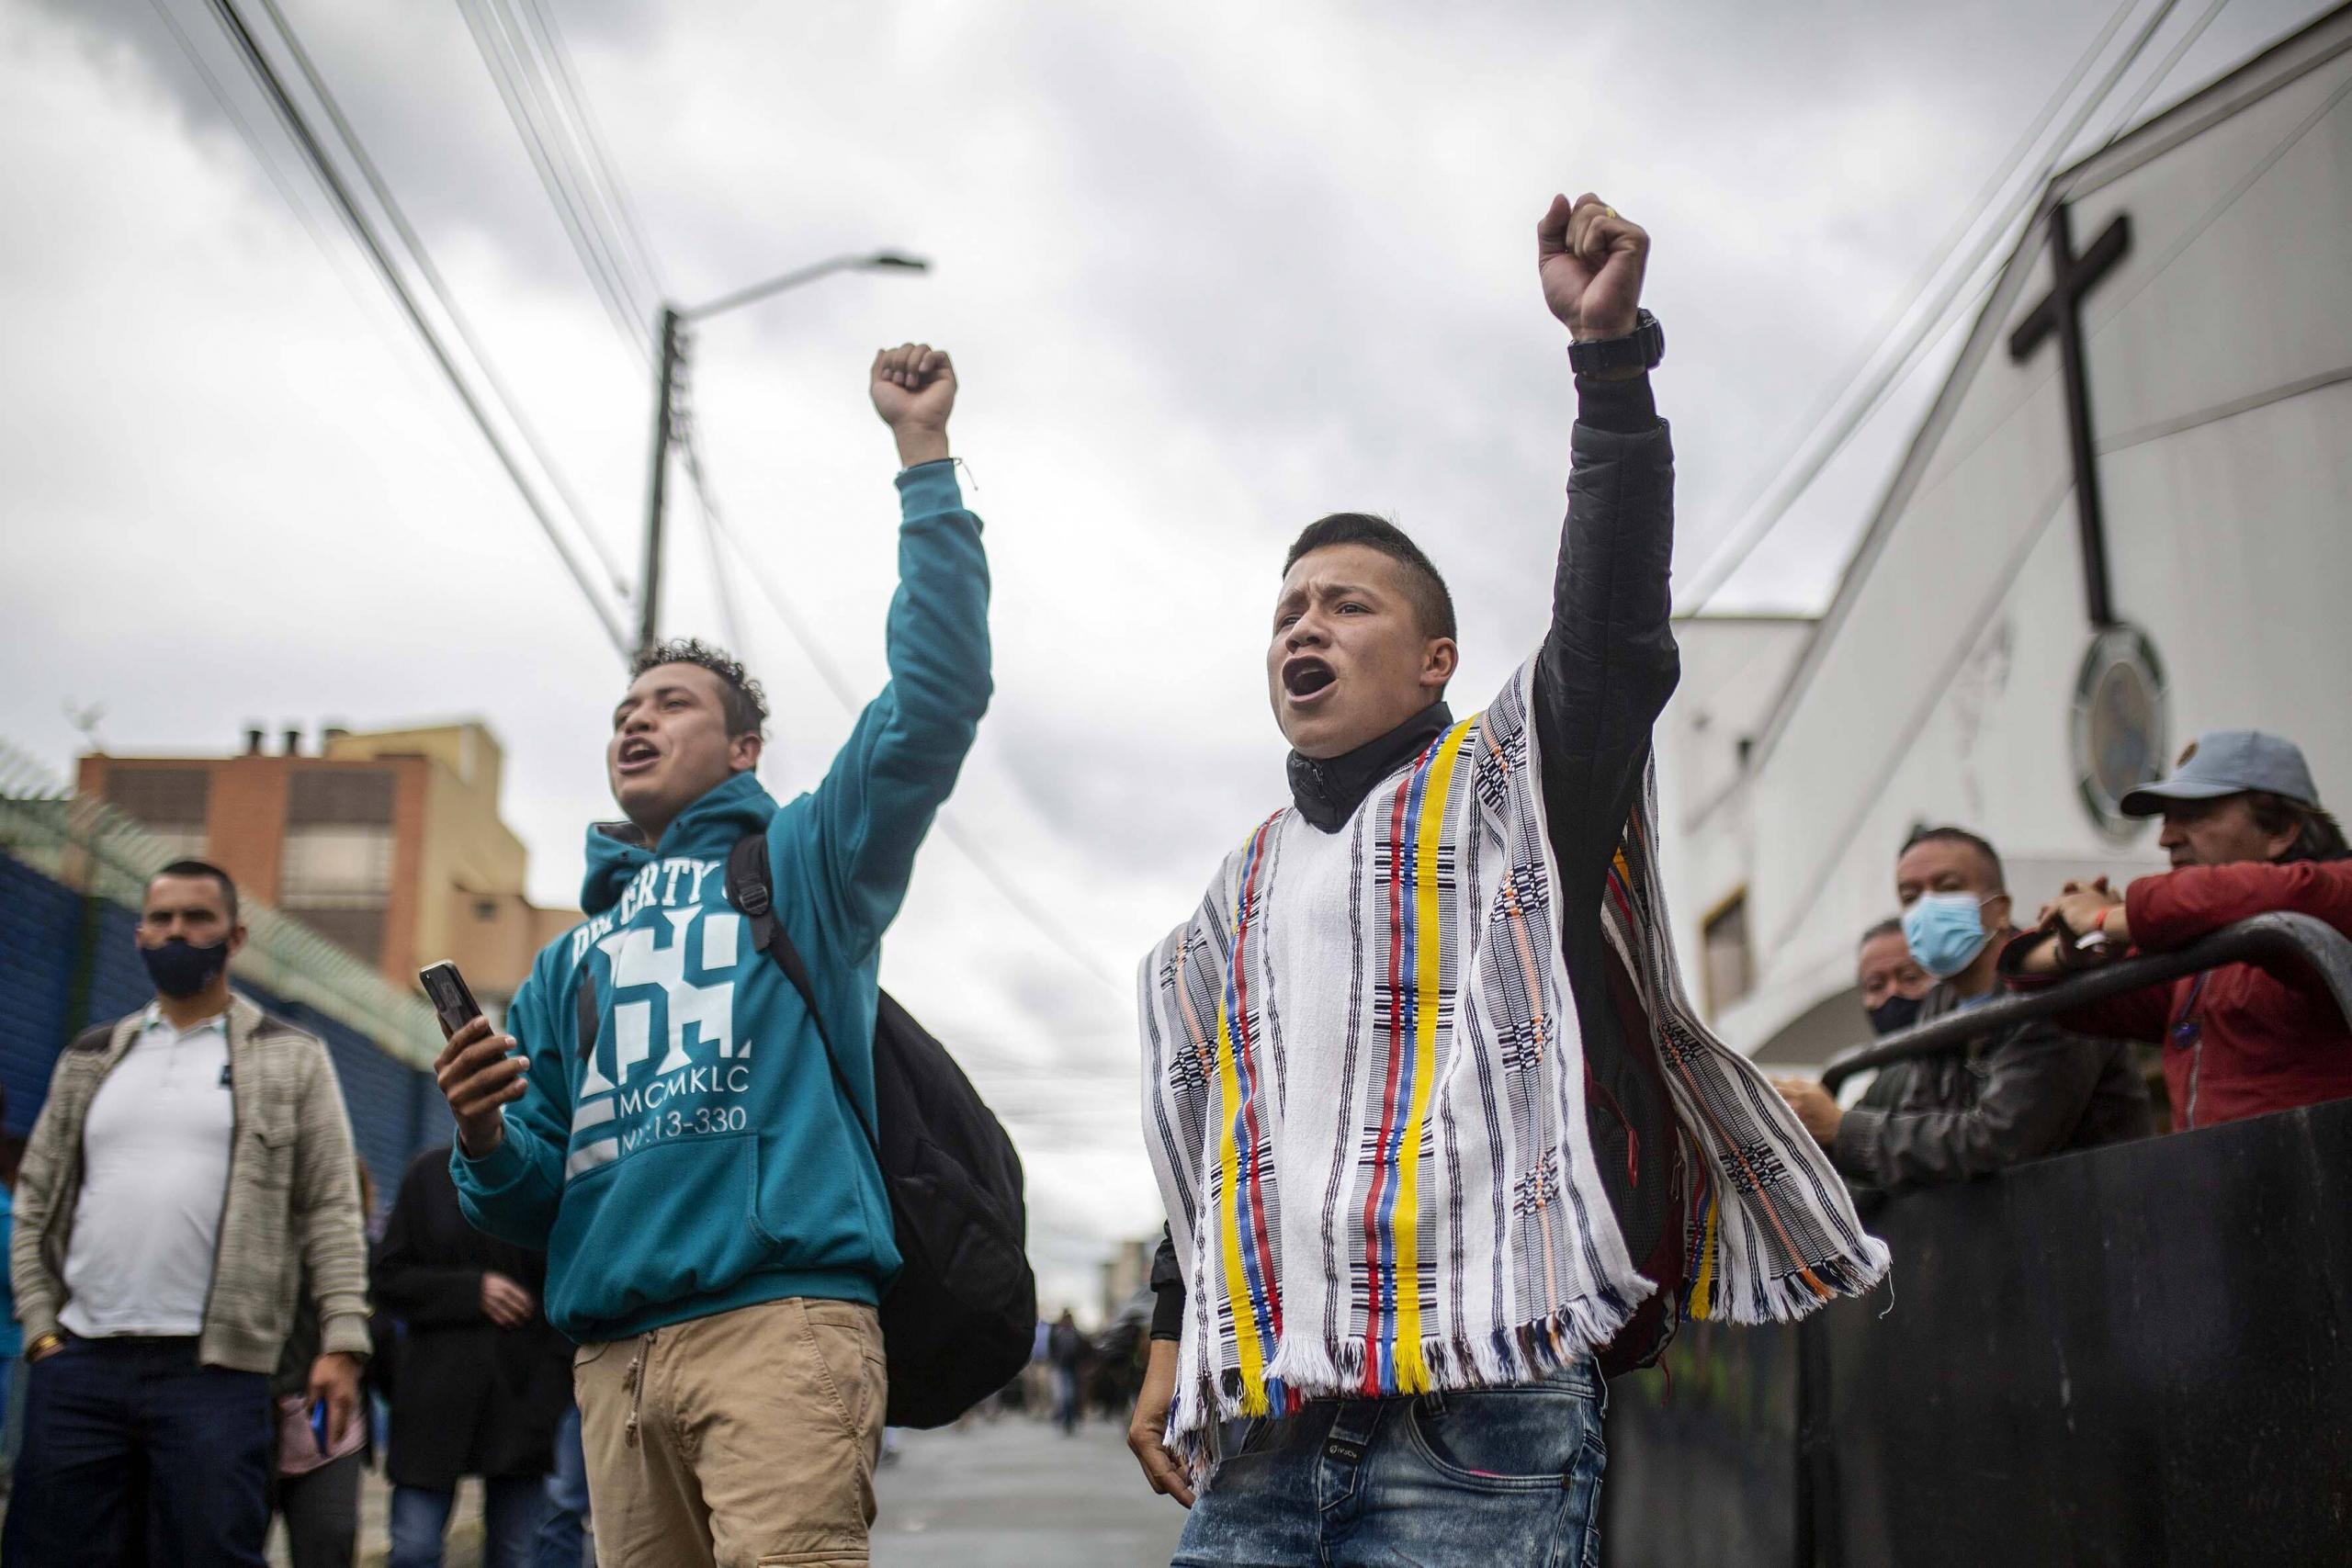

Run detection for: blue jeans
[[0, 1336, 274, 1568], [390, 1475, 548, 1568], [1172, 1364, 1607, 1568], [530, 1400, 590, 1568]]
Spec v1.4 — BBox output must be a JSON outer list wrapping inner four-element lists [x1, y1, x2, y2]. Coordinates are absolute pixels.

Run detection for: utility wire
[[144, 0, 619, 594], [509, 0, 667, 305], [199, 0, 632, 654], [2096, 0, 2235, 148], [469, 15, 1125, 999], [476, 0, 650, 331], [1758, 18, 2349, 956], [1676, 0, 2184, 612], [695, 480, 1125, 997], [1672, 0, 2140, 613], [141, 0, 391, 327], [246, 0, 635, 599], [453, 0, 650, 349]]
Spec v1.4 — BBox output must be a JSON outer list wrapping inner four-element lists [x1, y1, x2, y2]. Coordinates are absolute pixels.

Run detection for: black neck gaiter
[[1286, 702, 1454, 833]]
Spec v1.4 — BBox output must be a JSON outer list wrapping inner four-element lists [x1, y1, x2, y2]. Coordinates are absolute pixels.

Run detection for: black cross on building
[[2008, 201, 2132, 627]]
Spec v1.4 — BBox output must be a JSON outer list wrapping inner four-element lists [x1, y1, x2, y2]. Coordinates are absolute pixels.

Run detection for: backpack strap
[[575, 972, 598, 1060], [724, 831, 882, 1156]]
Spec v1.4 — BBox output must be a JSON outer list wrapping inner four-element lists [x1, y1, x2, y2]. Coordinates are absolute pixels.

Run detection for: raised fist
[[1537, 193, 1650, 342], [873, 339, 955, 422]]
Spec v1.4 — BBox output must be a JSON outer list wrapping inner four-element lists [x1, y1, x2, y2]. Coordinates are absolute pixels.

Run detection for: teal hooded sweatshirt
[[452, 461, 989, 1343]]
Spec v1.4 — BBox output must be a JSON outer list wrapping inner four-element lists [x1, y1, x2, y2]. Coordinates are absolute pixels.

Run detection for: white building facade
[[1659, 12, 2352, 1066]]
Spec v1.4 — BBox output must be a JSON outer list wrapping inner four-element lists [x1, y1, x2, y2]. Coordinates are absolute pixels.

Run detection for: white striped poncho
[[1139, 655, 1889, 1469]]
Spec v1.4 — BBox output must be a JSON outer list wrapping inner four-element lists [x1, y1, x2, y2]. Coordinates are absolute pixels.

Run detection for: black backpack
[[721, 832, 1036, 1427]]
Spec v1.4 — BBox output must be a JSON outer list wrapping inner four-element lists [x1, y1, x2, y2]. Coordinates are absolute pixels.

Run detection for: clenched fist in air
[[871, 342, 957, 468], [1538, 192, 1651, 345]]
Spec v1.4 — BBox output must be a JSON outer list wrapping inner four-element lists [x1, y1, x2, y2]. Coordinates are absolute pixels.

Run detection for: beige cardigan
[[11, 992, 372, 1371]]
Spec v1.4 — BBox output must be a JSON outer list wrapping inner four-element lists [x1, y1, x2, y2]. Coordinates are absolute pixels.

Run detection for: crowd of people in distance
[[1773, 728, 2350, 1190]]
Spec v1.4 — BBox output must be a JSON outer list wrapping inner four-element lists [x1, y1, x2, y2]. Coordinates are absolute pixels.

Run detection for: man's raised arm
[[799, 344, 994, 957], [1532, 194, 1679, 909]]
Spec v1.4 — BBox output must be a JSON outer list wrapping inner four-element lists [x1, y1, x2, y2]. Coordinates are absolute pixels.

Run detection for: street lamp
[[638, 250, 931, 658]]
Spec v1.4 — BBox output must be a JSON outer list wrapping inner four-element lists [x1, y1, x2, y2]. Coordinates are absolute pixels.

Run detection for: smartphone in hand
[[419, 961, 484, 1040]]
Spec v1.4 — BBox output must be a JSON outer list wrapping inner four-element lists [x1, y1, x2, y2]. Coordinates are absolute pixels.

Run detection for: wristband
[[1566, 309, 1665, 377]]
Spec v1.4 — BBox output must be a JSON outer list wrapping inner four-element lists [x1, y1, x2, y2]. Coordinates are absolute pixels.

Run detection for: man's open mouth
[[1283, 657, 1337, 702], [616, 738, 661, 774]]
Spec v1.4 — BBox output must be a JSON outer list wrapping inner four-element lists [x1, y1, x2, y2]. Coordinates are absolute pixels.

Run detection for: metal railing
[[0, 739, 444, 1067], [1820, 909, 2352, 1092]]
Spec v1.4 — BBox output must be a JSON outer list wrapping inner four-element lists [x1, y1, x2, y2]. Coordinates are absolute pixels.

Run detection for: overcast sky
[[0, 0, 2323, 1308]]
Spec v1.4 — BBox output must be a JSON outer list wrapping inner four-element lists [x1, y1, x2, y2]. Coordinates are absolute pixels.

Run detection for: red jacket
[[2024, 859, 2352, 1130]]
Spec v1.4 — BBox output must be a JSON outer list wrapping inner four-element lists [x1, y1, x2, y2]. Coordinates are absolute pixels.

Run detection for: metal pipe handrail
[[1819, 911, 2352, 1092]]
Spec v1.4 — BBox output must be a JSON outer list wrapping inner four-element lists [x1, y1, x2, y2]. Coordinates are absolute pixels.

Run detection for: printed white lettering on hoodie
[[562, 857, 760, 1175]]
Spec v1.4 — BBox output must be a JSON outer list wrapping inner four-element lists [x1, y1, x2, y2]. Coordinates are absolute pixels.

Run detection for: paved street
[[264, 1415, 1183, 1567], [876, 1416, 1187, 1568]]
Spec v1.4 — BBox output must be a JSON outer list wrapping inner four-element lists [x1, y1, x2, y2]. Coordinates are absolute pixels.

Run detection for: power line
[[243, 0, 635, 599], [695, 474, 1126, 997], [1676, 0, 2186, 612], [147, 0, 502, 444], [142, 0, 363, 297], [465, 17, 1125, 999], [198, 0, 632, 653], [509, 0, 667, 303], [1757, 18, 2349, 955], [144, 0, 593, 572], [2096, 0, 2234, 148], [1672, 0, 2141, 612], [454, 0, 651, 350]]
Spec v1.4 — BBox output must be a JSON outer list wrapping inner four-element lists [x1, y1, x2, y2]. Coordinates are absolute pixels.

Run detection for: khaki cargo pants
[[575, 1297, 888, 1568]]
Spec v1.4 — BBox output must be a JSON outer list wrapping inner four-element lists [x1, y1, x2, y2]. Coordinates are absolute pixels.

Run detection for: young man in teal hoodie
[[435, 343, 988, 1568]]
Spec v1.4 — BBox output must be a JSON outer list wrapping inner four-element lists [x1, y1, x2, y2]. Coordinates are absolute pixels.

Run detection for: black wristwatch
[[1567, 309, 1664, 377]]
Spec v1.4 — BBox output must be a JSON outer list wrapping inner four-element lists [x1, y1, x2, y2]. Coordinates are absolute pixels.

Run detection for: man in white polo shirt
[[6, 861, 371, 1568]]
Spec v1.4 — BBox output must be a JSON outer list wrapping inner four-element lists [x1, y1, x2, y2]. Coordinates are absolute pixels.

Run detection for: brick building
[[76, 721, 575, 1007]]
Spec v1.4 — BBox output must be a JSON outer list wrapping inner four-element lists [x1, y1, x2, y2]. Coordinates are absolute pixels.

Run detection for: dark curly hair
[[630, 637, 770, 739]]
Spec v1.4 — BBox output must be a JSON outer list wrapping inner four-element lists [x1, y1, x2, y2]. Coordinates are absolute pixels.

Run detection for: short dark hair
[[1899, 825, 2006, 892], [630, 637, 769, 739], [1860, 917, 1905, 947], [151, 859, 239, 925], [1283, 513, 1458, 644], [2245, 791, 2349, 863]]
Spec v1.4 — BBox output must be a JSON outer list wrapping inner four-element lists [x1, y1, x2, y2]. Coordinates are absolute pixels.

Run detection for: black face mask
[[141, 937, 231, 999], [1867, 993, 1924, 1037]]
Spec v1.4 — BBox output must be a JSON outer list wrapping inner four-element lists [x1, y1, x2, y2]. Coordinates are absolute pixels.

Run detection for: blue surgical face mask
[[1902, 892, 1996, 979]]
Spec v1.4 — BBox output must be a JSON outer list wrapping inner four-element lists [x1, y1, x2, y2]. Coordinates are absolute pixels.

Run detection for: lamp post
[[637, 251, 929, 659]]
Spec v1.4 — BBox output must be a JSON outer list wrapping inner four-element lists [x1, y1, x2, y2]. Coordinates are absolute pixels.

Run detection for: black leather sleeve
[[1532, 378, 1679, 912], [1533, 380, 1684, 1327]]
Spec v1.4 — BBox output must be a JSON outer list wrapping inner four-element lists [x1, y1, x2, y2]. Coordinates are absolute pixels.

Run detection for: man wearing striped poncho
[[1129, 194, 1889, 1566]]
